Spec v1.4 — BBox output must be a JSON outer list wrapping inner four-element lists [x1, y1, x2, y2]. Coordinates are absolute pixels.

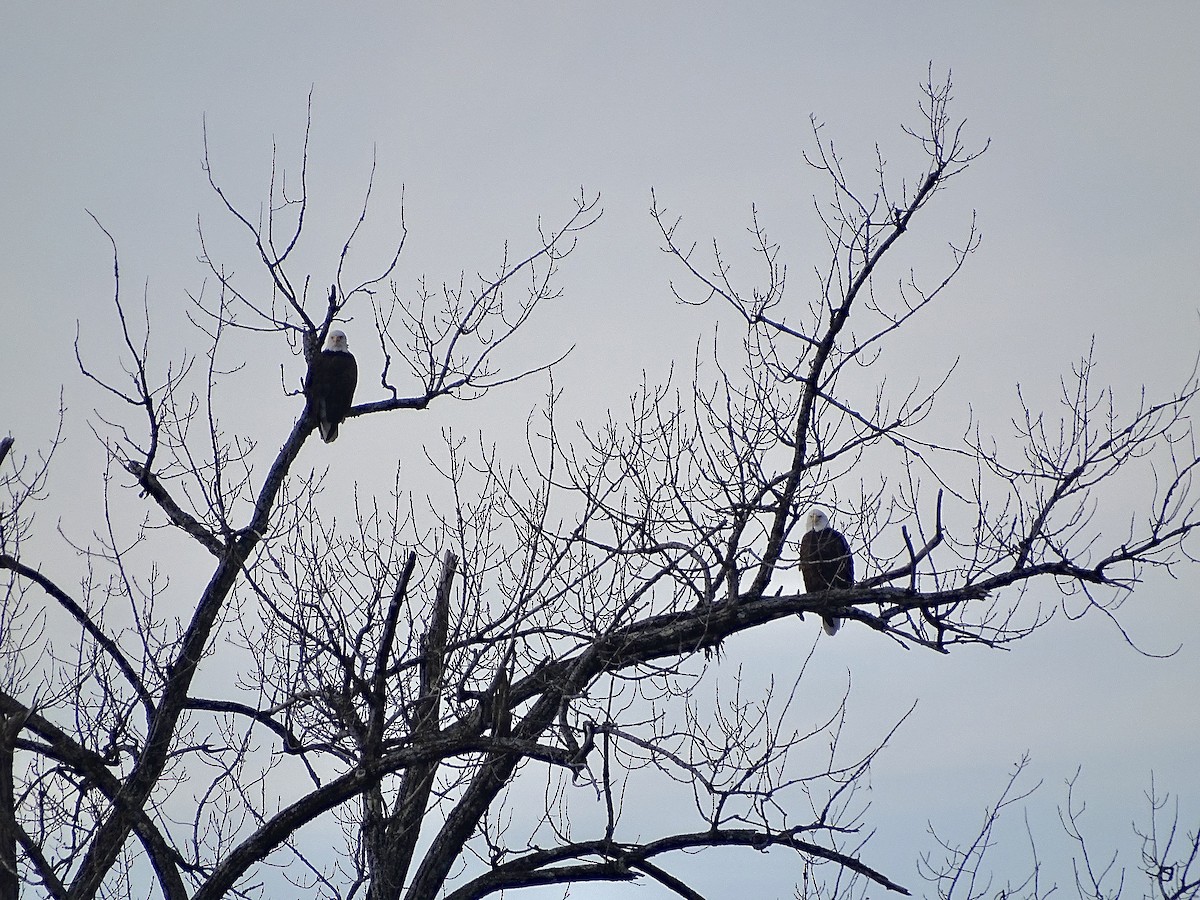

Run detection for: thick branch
[[124, 462, 224, 556], [0, 693, 186, 900], [66, 416, 311, 900], [445, 826, 910, 899], [365, 551, 456, 900], [0, 555, 154, 717]]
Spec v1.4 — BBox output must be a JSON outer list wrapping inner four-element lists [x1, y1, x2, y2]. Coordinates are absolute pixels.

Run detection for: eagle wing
[[799, 530, 825, 592], [825, 529, 853, 589]]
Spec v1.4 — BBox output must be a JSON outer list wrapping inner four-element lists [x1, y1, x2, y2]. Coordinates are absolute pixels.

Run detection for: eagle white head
[[324, 330, 350, 353], [806, 508, 830, 532]]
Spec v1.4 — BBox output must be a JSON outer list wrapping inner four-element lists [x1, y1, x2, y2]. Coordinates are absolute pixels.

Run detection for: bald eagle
[[799, 508, 853, 636], [304, 330, 357, 443]]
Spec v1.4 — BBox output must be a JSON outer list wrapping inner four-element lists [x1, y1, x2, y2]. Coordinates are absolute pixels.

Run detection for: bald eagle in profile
[[799, 508, 853, 636], [304, 330, 358, 443]]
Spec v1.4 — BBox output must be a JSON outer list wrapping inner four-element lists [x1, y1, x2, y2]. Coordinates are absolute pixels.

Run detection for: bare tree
[[1, 73, 1197, 900], [909, 762, 1200, 900]]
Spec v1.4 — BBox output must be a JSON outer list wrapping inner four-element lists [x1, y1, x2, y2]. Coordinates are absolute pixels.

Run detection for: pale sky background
[[2, 3, 1199, 898]]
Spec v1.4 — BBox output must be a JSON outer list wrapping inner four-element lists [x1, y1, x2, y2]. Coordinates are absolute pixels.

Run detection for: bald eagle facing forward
[[799, 508, 853, 635], [304, 330, 358, 443]]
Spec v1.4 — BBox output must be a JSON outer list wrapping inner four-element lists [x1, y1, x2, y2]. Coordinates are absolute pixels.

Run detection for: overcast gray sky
[[3, 3, 1199, 897]]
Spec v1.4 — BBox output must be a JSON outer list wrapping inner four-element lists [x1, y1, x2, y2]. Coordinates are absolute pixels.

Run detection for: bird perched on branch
[[304, 330, 358, 443], [799, 508, 854, 635]]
